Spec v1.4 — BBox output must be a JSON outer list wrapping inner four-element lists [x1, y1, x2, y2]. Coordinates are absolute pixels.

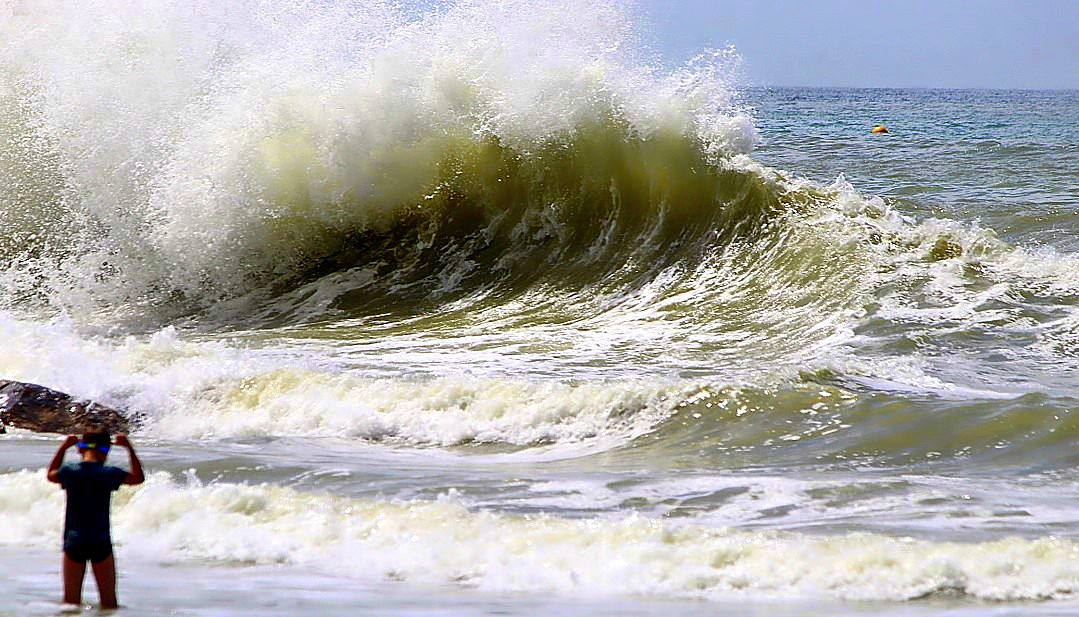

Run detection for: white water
[[2, 470, 1077, 603], [3, 1, 1079, 615]]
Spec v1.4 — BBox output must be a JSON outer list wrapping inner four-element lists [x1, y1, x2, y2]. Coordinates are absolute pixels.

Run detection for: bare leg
[[90, 555, 118, 610], [62, 554, 86, 605]]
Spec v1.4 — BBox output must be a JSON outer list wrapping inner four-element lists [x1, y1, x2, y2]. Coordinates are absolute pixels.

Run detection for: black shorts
[[63, 541, 113, 564]]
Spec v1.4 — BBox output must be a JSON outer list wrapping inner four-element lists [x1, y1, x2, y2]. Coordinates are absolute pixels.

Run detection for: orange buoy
[[871, 125, 889, 134]]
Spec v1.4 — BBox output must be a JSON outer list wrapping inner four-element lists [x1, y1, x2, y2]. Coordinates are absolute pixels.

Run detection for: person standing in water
[[46, 426, 145, 609]]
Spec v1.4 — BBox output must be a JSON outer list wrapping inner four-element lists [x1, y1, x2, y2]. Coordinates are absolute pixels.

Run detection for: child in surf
[[46, 426, 145, 609]]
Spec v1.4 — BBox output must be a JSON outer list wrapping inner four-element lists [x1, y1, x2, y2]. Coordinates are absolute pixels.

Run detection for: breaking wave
[[1, 0, 1077, 464]]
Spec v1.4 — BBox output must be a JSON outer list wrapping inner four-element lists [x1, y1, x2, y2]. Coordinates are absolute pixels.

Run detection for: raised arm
[[46, 435, 79, 483], [113, 434, 145, 485]]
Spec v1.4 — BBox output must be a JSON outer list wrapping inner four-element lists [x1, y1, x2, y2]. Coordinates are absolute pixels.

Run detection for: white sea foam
[[0, 0, 754, 306], [2, 470, 1076, 602], [0, 311, 691, 445], [2, 0, 1075, 399]]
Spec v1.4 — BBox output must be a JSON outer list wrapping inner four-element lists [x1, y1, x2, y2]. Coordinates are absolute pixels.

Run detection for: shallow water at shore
[[3, 435, 1079, 614]]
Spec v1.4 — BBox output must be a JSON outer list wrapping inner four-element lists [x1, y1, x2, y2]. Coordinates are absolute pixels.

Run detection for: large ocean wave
[[1, 0, 1077, 462], [5, 0, 1070, 322]]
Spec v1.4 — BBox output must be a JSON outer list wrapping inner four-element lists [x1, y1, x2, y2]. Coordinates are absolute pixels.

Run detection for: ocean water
[[1, 1, 1078, 615]]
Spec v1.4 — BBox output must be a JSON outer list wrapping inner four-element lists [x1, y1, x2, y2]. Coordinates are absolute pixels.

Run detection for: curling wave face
[[0, 1, 1077, 463], [0, 0, 755, 312]]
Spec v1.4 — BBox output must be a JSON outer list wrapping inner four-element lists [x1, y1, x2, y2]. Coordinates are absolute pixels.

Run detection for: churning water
[[1, 2, 1077, 615]]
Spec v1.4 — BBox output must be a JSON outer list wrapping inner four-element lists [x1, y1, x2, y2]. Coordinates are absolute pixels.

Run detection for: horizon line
[[741, 84, 1079, 92]]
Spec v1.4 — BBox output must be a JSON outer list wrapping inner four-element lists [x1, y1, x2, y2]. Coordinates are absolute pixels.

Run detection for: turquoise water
[[1, 2, 1078, 614]]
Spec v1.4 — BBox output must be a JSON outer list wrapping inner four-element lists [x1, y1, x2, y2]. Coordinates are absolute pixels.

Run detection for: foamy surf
[[1, 470, 1076, 603], [2, 0, 1076, 408], [3, 309, 1076, 468], [2, 1, 1078, 614]]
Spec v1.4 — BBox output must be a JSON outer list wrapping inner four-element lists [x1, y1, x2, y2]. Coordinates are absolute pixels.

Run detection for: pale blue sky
[[642, 0, 1079, 89]]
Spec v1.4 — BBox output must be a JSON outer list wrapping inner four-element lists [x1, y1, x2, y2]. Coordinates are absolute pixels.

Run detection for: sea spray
[[0, 0, 753, 313]]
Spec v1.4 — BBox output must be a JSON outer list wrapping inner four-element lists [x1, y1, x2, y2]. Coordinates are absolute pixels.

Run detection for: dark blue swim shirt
[[57, 462, 129, 547]]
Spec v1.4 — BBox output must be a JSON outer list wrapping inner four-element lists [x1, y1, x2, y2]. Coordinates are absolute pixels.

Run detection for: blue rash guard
[[57, 461, 129, 563]]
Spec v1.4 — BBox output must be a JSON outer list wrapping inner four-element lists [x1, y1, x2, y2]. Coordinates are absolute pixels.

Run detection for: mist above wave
[[0, 0, 751, 315]]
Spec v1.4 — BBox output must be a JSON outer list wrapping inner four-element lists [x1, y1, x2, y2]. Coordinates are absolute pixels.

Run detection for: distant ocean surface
[[1, 2, 1077, 615]]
